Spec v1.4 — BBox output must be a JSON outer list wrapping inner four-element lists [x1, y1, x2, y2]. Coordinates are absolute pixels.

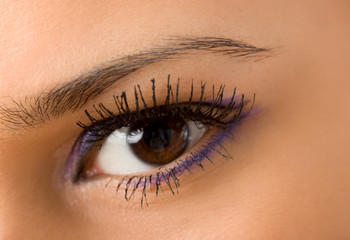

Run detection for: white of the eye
[[95, 121, 206, 175], [187, 122, 206, 147]]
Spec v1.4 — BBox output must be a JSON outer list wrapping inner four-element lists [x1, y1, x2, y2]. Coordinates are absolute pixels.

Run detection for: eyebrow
[[0, 36, 270, 130]]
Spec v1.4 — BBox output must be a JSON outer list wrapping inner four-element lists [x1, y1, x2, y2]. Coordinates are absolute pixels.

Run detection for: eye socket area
[[79, 117, 207, 179]]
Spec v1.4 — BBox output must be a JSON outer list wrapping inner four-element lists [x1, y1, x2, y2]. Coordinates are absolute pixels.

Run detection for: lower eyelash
[[108, 121, 237, 208]]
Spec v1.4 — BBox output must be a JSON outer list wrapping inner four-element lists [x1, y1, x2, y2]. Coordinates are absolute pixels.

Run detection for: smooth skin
[[1, 1, 350, 239]]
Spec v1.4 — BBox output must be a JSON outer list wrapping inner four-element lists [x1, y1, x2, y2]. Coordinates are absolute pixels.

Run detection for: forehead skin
[[1, 0, 350, 239]]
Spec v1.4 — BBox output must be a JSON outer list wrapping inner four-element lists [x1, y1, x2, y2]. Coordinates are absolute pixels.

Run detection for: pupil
[[128, 118, 189, 165], [143, 121, 173, 150]]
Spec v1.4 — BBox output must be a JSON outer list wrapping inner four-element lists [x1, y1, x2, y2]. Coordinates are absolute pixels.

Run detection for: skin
[[1, 0, 350, 239]]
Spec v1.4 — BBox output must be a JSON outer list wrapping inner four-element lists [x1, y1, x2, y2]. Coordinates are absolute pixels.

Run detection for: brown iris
[[128, 118, 189, 165]]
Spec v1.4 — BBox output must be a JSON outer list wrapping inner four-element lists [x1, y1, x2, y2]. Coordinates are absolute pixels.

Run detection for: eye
[[84, 118, 206, 176], [64, 77, 251, 205]]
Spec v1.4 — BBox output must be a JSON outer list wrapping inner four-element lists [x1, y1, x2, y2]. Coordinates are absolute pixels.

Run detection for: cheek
[[224, 81, 350, 238]]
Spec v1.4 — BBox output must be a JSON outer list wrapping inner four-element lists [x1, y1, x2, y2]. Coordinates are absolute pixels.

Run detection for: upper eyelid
[[76, 79, 247, 143], [0, 36, 270, 131]]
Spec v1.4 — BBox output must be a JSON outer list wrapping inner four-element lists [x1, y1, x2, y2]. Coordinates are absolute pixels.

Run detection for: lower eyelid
[[100, 122, 236, 205]]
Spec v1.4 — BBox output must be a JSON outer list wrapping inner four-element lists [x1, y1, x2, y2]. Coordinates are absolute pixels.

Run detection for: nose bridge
[[0, 181, 29, 238], [0, 147, 37, 237], [0, 143, 59, 238]]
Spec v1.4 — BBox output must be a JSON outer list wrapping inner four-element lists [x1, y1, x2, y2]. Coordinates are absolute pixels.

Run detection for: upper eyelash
[[76, 75, 246, 141]]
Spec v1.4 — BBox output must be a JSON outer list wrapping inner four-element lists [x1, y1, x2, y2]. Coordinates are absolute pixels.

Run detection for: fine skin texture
[[0, 0, 350, 239]]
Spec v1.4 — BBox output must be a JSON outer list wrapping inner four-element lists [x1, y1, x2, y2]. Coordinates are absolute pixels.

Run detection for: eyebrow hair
[[0, 36, 270, 130]]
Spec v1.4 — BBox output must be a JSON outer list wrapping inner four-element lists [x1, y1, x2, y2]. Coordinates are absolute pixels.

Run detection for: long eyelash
[[77, 75, 245, 142]]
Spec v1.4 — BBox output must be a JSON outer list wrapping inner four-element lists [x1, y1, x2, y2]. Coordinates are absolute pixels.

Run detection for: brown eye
[[128, 118, 190, 165], [80, 118, 207, 176]]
